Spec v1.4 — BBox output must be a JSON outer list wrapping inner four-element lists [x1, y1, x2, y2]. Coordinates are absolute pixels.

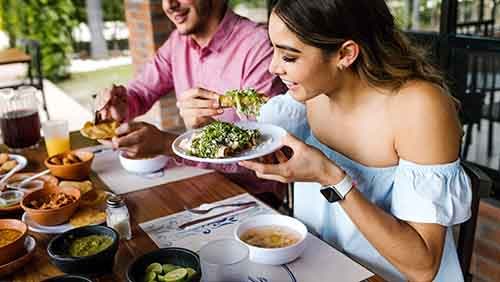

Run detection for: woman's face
[[268, 12, 340, 102]]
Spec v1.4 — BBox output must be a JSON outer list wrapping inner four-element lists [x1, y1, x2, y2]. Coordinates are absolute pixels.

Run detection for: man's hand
[[109, 122, 173, 158], [177, 87, 223, 129], [97, 84, 129, 122]]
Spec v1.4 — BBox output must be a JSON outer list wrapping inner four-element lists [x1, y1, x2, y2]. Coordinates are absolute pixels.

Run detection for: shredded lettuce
[[223, 89, 267, 117], [189, 121, 260, 158]]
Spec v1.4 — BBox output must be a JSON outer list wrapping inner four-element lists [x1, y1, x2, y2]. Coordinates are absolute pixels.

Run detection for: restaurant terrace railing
[[457, 19, 496, 37]]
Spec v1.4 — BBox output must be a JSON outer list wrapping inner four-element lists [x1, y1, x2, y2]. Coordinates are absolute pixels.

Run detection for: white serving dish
[[234, 214, 308, 265], [172, 121, 287, 164], [118, 153, 168, 174]]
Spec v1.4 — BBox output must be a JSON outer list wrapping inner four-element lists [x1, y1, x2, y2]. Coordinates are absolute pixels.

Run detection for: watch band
[[333, 173, 353, 198], [321, 173, 354, 202]]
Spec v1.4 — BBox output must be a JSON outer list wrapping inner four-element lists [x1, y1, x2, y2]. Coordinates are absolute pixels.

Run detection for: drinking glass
[[0, 87, 41, 151], [42, 120, 70, 156], [200, 239, 249, 282]]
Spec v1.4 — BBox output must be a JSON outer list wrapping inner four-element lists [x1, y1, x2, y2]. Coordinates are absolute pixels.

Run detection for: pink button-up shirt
[[125, 9, 287, 197], [126, 9, 285, 121]]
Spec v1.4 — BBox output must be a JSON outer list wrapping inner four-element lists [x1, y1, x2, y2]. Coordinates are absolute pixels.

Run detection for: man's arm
[[126, 39, 175, 120]]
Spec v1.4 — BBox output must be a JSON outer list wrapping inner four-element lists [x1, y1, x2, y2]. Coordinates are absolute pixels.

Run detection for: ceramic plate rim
[[172, 122, 287, 164], [21, 212, 105, 234], [0, 235, 36, 271], [0, 154, 28, 177]]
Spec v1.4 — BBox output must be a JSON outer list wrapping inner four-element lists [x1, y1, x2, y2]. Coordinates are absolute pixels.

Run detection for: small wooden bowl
[[21, 186, 81, 226], [0, 173, 59, 214], [45, 151, 94, 181], [0, 219, 28, 265]]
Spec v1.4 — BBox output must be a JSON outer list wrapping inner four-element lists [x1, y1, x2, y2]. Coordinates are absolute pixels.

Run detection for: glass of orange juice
[[42, 120, 70, 157]]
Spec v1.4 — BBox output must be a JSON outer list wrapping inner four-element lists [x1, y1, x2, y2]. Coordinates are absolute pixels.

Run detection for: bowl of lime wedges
[[126, 247, 200, 282]]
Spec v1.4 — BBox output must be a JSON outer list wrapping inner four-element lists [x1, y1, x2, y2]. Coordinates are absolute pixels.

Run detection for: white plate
[[21, 212, 106, 234], [172, 122, 287, 164], [0, 154, 28, 178], [21, 212, 74, 234]]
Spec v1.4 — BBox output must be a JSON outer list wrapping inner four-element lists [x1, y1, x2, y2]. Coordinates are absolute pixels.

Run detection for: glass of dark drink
[[0, 87, 41, 151]]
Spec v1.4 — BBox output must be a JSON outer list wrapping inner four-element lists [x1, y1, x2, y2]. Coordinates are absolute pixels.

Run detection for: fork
[[184, 201, 257, 215]]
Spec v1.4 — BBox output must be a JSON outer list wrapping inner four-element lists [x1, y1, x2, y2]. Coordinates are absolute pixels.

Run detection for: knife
[[178, 202, 257, 230]]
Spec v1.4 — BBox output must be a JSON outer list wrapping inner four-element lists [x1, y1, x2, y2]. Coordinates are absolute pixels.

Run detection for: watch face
[[320, 187, 343, 203]]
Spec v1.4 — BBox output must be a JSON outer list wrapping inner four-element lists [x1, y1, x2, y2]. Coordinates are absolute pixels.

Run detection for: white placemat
[[140, 193, 374, 282], [79, 145, 213, 195]]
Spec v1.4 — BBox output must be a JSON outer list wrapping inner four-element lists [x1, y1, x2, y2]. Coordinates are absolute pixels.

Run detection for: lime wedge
[[185, 267, 197, 280], [162, 263, 180, 274], [143, 271, 156, 282], [163, 268, 188, 282], [146, 262, 163, 274]]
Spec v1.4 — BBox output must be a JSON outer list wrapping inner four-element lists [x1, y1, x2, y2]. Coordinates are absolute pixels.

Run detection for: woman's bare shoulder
[[388, 80, 462, 164]]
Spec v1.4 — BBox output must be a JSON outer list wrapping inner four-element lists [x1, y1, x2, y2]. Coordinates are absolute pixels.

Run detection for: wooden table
[[0, 48, 31, 65], [0, 132, 383, 282]]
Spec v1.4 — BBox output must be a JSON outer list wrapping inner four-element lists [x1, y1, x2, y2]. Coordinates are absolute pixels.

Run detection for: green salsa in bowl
[[68, 234, 113, 257], [47, 225, 119, 275]]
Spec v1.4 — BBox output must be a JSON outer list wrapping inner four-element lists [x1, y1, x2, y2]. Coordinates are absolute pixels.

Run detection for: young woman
[[241, 1, 472, 281]]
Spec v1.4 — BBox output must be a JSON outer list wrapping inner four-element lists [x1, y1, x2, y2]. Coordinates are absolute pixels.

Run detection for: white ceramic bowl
[[234, 214, 308, 265], [118, 153, 168, 174]]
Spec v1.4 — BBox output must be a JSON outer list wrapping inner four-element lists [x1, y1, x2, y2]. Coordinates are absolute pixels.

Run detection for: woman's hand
[[239, 134, 345, 184]]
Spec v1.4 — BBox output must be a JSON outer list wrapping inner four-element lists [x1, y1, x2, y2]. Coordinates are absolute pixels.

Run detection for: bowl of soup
[[119, 153, 168, 174], [234, 214, 308, 265], [0, 219, 28, 265]]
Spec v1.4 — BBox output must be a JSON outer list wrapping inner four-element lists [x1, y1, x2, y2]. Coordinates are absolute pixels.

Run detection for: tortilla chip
[[0, 153, 8, 166], [70, 207, 106, 227], [59, 180, 93, 195], [0, 160, 17, 174], [81, 189, 108, 207], [80, 121, 118, 140]]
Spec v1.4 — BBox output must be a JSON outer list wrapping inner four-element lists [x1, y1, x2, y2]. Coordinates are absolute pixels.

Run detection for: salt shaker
[[106, 195, 132, 240]]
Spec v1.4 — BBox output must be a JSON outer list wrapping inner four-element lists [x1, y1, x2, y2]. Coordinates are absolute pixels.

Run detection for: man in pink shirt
[[99, 0, 287, 206]]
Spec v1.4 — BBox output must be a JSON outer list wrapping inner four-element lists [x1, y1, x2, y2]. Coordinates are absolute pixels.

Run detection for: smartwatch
[[320, 174, 354, 203]]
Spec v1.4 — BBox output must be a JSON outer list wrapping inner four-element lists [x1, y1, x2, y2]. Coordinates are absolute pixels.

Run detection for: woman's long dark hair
[[272, 0, 447, 93]]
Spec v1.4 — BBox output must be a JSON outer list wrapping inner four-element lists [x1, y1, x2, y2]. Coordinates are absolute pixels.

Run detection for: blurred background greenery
[[0, 0, 498, 82]]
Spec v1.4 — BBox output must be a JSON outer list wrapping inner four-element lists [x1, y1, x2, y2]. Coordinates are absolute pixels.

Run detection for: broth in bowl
[[235, 214, 308, 265], [0, 229, 22, 247], [240, 225, 302, 249]]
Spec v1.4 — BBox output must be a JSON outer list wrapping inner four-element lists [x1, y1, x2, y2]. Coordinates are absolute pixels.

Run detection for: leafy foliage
[[0, 0, 77, 81], [229, 0, 266, 8], [73, 0, 124, 24]]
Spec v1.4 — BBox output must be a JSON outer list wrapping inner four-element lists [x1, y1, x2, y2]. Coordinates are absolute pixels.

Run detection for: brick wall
[[471, 199, 500, 282], [124, 0, 184, 133]]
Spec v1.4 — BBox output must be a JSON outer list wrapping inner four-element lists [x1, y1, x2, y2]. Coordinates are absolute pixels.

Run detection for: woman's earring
[[337, 64, 345, 71]]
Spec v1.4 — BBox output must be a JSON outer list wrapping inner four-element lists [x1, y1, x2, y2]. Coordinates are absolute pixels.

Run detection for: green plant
[[73, 0, 124, 24], [0, 0, 76, 81], [229, 0, 266, 8]]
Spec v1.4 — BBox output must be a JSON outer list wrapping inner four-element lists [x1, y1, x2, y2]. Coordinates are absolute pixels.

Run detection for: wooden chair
[[0, 39, 48, 119], [459, 161, 492, 281], [20, 39, 48, 119]]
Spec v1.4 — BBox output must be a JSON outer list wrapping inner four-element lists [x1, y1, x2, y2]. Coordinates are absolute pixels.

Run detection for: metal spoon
[[6, 169, 50, 191], [0, 164, 22, 190]]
